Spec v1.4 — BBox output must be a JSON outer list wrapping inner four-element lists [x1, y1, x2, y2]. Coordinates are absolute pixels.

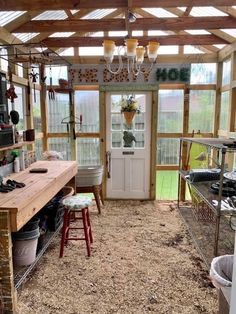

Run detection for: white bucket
[[76, 165, 104, 187]]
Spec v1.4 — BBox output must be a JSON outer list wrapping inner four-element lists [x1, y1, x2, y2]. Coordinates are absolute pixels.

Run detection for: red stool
[[59, 195, 93, 257]]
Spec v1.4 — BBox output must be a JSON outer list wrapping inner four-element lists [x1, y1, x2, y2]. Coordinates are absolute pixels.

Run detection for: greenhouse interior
[[0, 1, 236, 313]]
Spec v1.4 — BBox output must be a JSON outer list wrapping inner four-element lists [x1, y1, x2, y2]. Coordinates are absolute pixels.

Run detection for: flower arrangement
[[120, 96, 140, 113]]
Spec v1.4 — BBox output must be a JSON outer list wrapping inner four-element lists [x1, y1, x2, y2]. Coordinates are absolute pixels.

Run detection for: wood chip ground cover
[[17, 201, 218, 314]]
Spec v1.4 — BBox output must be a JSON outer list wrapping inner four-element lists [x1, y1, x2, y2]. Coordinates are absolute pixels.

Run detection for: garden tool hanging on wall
[[61, 115, 82, 142], [29, 67, 39, 103], [5, 66, 18, 105], [48, 65, 55, 100]]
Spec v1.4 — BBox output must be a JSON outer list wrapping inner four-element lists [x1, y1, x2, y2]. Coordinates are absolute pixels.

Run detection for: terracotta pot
[[123, 111, 136, 125]]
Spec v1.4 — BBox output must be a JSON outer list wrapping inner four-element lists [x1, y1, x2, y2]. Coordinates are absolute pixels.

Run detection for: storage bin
[[76, 165, 104, 187]]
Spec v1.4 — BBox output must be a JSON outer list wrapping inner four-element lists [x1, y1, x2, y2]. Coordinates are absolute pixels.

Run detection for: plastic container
[[210, 255, 233, 289], [76, 165, 104, 187], [19, 150, 25, 171], [12, 227, 40, 266], [14, 157, 20, 173]]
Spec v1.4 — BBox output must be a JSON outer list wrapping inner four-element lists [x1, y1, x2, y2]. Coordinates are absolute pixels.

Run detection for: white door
[[106, 92, 151, 199]]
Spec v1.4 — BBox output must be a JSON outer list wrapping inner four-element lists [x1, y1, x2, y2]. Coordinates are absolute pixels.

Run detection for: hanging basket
[[123, 111, 136, 125]]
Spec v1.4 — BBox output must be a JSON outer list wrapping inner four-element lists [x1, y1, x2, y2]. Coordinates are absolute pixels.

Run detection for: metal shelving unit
[[178, 137, 236, 256]]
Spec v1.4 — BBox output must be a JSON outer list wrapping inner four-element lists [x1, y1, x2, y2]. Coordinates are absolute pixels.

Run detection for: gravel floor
[[17, 200, 218, 314]]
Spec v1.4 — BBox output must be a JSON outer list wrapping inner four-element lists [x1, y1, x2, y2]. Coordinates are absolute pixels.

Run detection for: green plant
[[120, 96, 140, 113]]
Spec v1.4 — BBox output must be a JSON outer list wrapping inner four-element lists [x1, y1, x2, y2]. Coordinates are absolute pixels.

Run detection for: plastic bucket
[[76, 165, 104, 187], [12, 227, 40, 266], [22, 217, 40, 231], [210, 254, 233, 289]]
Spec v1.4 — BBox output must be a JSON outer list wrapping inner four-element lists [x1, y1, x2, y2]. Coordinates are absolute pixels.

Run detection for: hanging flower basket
[[123, 111, 136, 125]]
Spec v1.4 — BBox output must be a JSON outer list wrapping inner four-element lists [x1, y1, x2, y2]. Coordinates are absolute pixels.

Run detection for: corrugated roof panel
[[33, 11, 67, 20], [59, 48, 74, 56], [79, 47, 103, 56], [142, 8, 177, 17], [213, 44, 226, 49], [184, 45, 205, 54], [185, 30, 210, 35], [132, 31, 143, 37], [190, 7, 227, 16], [13, 33, 40, 42], [220, 29, 236, 38], [81, 9, 116, 19], [0, 11, 26, 27], [90, 32, 104, 37], [49, 32, 75, 38]]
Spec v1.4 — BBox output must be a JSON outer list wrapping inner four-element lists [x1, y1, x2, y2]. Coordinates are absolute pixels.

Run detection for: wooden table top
[[0, 160, 77, 231]]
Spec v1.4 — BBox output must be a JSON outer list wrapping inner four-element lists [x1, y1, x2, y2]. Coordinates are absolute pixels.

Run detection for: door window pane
[[112, 132, 122, 148], [134, 132, 144, 148], [157, 90, 183, 133], [220, 91, 230, 130], [111, 114, 122, 130], [189, 90, 215, 132]]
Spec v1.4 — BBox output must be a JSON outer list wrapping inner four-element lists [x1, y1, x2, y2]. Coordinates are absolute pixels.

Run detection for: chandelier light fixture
[[103, 39, 160, 76]]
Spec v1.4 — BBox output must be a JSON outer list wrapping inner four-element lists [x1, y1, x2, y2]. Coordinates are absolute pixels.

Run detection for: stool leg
[[82, 208, 91, 257], [99, 184, 105, 206], [86, 208, 93, 243], [60, 207, 70, 258], [93, 185, 101, 214]]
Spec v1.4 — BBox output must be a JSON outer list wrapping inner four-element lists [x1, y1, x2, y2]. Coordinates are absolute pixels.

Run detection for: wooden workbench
[[0, 160, 77, 313]]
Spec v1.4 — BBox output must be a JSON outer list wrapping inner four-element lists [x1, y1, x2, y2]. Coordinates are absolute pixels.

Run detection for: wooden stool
[[59, 195, 93, 257], [76, 184, 104, 214]]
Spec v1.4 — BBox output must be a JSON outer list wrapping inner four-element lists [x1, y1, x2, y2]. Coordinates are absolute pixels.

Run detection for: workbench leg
[[0, 211, 16, 314], [214, 215, 221, 257]]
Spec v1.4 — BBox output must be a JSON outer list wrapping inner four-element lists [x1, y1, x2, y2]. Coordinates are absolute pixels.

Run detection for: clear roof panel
[[220, 29, 236, 38], [185, 30, 210, 35], [49, 32, 75, 38], [157, 46, 179, 54], [190, 7, 227, 17], [59, 48, 74, 56], [70, 10, 79, 15], [148, 30, 173, 36], [79, 47, 103, 56], [32, 11, 68, 20], [13, 33, 40, 42], [81, 9, 116, 19], [132, 31, 143, 37], [142, 8, 177, 17], [90, 32, 104, 37], [0, 11, 26, 27], [184, 45, 205, 54], [109, 31, 128, 37], [213, 44, 226, 49]]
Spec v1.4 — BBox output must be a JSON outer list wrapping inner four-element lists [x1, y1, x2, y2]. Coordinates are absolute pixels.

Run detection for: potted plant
[[120, 96, 140, 125]]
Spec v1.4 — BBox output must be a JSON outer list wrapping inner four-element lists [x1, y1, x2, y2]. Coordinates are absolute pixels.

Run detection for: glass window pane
[[157, 90, 183, 133], [8, 85, 26, 131], [220, 91, 230, 130], [33, 90, 41, 132], [112, 132, 122, 148], [111, 114, 122, 130], [157, 138, 179, 165], [189, 90, 215, 132], [77, 138, 100, 165], [45, 65, 68, 86], [134, 132, 144, 148], [134, 113, 145, 130], [190, 63, 216, 84], [75, 90, 99, 132], [48, 93, 70, 133], [35, 138, 43, 160], [48, 138, 71, 160], [222, 59, 231, 86]]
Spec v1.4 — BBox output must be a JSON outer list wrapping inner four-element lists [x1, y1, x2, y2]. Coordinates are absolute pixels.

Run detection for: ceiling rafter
[[41, 34, 228, 47], [0, 0, 236, 10], [14, 16, 236, 33]]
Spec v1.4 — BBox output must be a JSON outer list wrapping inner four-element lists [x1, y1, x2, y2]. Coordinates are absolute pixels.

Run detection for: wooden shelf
[[0, 141, 34, 152]]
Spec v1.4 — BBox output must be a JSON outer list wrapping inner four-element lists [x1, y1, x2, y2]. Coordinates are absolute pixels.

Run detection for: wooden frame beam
[[42, 35, 227, 47], [0, 0, 235, 10], [15, 17, 236, 33]]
